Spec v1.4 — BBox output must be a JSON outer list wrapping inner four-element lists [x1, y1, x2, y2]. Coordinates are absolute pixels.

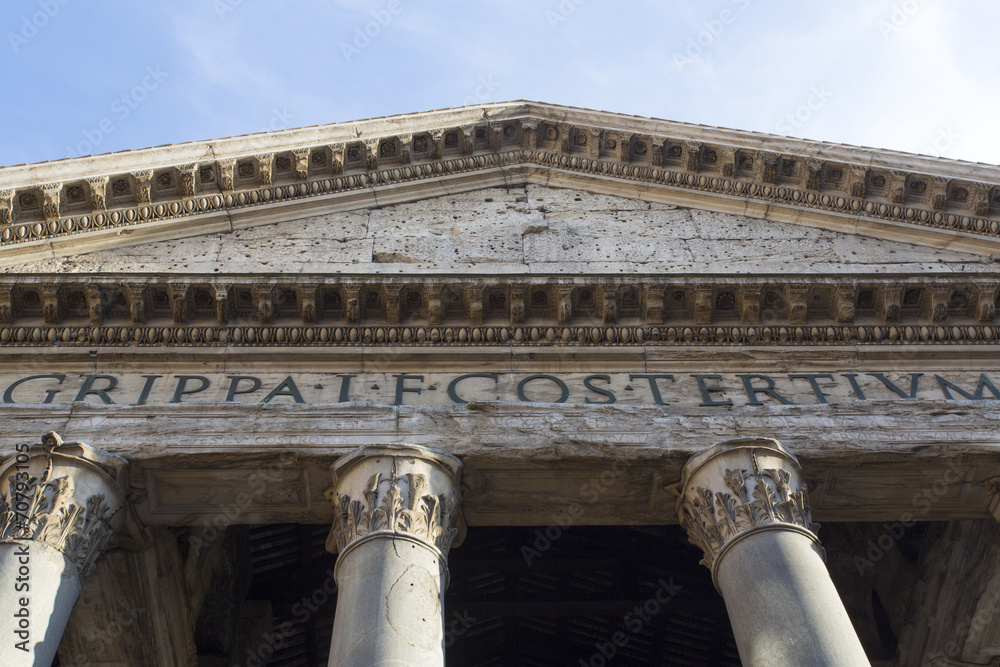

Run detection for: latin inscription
[[0, 371, 998, 408]]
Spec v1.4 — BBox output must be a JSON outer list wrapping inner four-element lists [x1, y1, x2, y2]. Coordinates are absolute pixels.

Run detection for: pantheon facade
[[0, 102, 998, 666]]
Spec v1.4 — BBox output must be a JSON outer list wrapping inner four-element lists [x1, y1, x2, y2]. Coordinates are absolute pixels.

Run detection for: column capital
[[671, 438, 819, 583], [0, 432, 134, 582], [325, 444, 465, 559]]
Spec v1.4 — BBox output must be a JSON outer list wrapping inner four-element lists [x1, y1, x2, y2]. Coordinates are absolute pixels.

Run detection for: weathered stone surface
[[896, 520, 1000, 666], [59, 527, 199, 667], [0, 394, 996, 528], [4, 186, 989, 275]]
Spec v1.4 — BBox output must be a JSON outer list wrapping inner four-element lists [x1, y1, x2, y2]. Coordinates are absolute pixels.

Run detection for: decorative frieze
[[131, 170, 153, 205], [217, 159, 235, 192], [41, 284, 60, 324], [86, 284, 103, 326], [86, 177, 107, 212], [169, 284, 187, 324], [291, 149, 310, 180], [0, 190, 12, 225], [299, 283, 318, 324], [0, 289, 11, 325], [41, 183, 62, 221], [178, 164, 196, 198], [213, 284, 231, 324], [254, 154, 273, 186], [125, 284, 146, 324], [253, 283, 273, 324], [0, 320, 995, 349], [0, 276, 994, 347]]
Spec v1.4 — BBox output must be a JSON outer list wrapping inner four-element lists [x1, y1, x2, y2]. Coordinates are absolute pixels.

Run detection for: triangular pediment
[[4, 185, 990, 276], [1, 101, 998, 269]]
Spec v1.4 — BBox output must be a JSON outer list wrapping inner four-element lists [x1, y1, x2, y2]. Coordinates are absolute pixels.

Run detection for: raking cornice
[[1, 101, 999, 266]]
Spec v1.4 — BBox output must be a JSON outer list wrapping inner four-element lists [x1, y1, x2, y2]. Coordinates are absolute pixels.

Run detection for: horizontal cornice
[[0, 102, 998, 262], [0, 274, 996, 349]]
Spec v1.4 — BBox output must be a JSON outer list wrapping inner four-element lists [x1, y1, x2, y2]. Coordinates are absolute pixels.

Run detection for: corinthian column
[[0, 432, 131, 666], [672, 438, 870, 667], [325, 444, 465, 667]]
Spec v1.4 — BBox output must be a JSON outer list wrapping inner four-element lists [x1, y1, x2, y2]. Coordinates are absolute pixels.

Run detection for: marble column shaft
[[674, 438, 871, 667], [0, 432, 130, 667], [325, 444, 465, 667]]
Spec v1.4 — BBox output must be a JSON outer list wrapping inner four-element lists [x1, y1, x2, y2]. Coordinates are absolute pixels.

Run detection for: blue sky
[[2, 0, 997, 167]]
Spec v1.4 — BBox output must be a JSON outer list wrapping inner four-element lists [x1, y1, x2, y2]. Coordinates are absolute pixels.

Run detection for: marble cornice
[[0, 274, 995, 348], [1, 102, 999, 259]]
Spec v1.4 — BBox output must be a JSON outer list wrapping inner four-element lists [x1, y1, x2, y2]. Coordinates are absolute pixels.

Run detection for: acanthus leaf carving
[[0, 287, 11, 324], [86, 177, 108, 212], [680, 466, 818, 570], [328, 460, 460, 556], [0, 456, 121, 581], [0, 190, 12, 225], [178, 164, 196, 197], [292, 149, 310, 180], [217, 159, 236, 192], [42, 183, 62, 221], [255, 154, 273, 186], [131, 170, 153, 205]]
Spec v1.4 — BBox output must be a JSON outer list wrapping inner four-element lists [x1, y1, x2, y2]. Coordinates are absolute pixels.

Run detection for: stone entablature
[[0, 103, 999, 260], [0, 275, 995, 348]]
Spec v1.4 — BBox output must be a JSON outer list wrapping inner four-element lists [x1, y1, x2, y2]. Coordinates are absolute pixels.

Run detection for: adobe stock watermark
[[238, 564, 339, 667], [236, 563, 335, 666], [853, 458, 965, 575], [878, 0, 928, 39], [8, 0, 72, 54], [521, 460, 628, 566], [214, 0, 243, 20], [545, 0, 587, 30], [241, 620, 296, 667], [444, 609, 477, 647], [925, 126, 960, 158], [186, 453, 296, 558], [262, 107, 296, 133], [672, 0, 752, 71], [460, 75, 501, 107], [59, 601, 145, 667], [579, 577, 682, 667], [340, 1, 403, 62], [776, 85, 833, 135], [10, 443, 31, 655], [927, 583, 1000, 666], [64, 66, 169, 159]]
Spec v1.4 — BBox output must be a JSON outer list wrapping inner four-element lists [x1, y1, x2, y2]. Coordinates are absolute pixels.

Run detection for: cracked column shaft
[[325, 444, 465, 667], [673, 438, 870, 667], [0, 433, 131, 667]]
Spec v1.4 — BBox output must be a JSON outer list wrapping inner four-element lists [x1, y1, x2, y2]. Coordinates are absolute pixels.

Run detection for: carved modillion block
[[670, 438, 819, 584], [0, 190, 12, 225], [0, 432, 141, 582], [325, 444, 465, 559]]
